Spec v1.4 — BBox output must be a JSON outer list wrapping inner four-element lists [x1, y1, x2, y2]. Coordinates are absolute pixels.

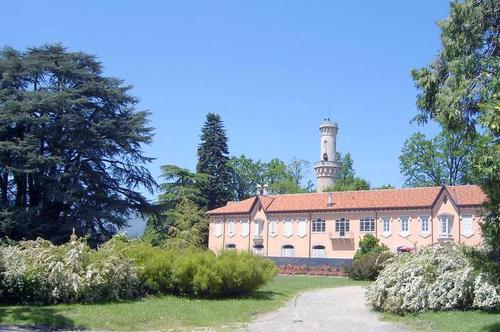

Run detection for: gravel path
[[240, 286, 410, 332]]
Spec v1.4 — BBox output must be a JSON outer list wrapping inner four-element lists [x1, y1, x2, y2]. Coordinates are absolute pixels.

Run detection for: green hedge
[[107, 238, 278, 297]]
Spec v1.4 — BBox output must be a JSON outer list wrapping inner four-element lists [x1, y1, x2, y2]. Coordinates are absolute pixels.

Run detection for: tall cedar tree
[[0, 44, 156, 244], [411, 0, 499, 281], [196, 113, 232, 210]]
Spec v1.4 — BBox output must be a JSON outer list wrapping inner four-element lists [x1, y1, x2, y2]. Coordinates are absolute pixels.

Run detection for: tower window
[[323, 153, 328, 161]]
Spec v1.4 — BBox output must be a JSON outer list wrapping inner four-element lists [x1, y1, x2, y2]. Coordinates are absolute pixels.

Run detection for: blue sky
[[2, 1, 448, 194]]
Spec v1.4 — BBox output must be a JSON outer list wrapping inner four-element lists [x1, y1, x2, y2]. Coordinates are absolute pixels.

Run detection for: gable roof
[[206, 185, 486, 215]]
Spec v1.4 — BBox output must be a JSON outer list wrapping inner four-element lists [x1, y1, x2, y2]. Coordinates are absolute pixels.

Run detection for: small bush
[[347, 252, 393, 280], [278, 264, 345, 276], [366, 244, 500, 314]]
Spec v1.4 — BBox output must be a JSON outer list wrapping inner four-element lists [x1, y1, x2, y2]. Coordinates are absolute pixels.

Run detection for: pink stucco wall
[[208, 190, 484, 259]]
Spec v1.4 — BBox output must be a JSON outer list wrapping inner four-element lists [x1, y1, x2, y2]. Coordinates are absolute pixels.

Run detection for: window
[[419, 216, 430, 233], [225, 244, 236, 250], [284, 219, 293, 237], [335, 218, 350, 235], [400, 217, 409, 234], [253, 244, 264, 255], [269, 219, 277, 237], [297, 219, 307, 237], [461, 215, 474, 237], [228, 220, 235, 237], [360, 218, 375, 232], [382, 217, 391, 233], [439, 215, 453, 238], [312, 218, 326, 232], [254, 220, 263, 237], [281, 245, 295, 257], [312, 245, 326, 258], [214, 221, 222, 237], [240, 220, 249, 237]]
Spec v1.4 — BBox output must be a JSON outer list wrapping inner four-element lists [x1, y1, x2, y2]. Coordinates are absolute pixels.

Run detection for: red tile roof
[[207, 185, 486, 215]]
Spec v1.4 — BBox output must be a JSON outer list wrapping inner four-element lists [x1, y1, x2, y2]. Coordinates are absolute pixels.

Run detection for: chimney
[[256, 184, 262, 195], [262, 184, 269, 195], [327, 192, 334, 207]]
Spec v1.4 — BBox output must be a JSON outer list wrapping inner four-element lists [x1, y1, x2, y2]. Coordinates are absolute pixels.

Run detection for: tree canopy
[[411, 0, 499, 280], [399, 131, 477, 187], [324, 152, 370, 192], [0, 44, 155, 244]]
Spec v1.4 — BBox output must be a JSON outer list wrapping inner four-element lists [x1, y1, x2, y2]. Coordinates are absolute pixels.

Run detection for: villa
[[207, 120, 487, 260]]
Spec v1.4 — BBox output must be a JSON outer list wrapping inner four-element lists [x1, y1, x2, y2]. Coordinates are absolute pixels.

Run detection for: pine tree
[[196, 113, 232, 210], [0, 44, 156, 244]]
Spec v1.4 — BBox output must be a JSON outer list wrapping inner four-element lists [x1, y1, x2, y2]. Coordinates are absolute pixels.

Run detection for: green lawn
[[0, 276, 368, 331], [383, 310, 500, 332]]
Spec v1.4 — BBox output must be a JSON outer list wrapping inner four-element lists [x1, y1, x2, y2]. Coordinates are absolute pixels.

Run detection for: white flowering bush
[[0, 235, 141, 304], [366, 244, 500, 313]]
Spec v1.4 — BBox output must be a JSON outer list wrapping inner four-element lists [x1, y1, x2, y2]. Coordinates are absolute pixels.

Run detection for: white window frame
[[281, 245, 295, 257], [227, 220, 236, 237], [254, 220, 263, 237], [460, 214, 474, 238], [335, 218, 350, 233], [214, 221, 223, 237], [269, 219, 278, 237], [312, 218, 326, 233], [297, 219, 307, 237], [284, 219, 293, 238], [438, 215, 453, 238], [381, 217, 391, 237], [312, 245, 326, 258], [359, 218, 375, 233], [419, 215, 431, 238], [399, 216, 410, 237], [240, 220, 249, 237]]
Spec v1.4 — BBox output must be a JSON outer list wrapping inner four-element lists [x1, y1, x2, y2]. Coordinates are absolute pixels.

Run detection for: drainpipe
[[430, 208, 433, 244], [458, 206, 461, 244], [222, 215, 226, 250], [266, 215, 269, 257], [308, 212, 312, 258], [248, 213, 252, 252], [375, 210, 378, 239]]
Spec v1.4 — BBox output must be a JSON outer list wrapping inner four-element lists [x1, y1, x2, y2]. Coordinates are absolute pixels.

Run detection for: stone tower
[[314, 118, 342, 192]]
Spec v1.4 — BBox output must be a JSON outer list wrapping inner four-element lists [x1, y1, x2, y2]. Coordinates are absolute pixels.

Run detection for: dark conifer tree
[[196, 113, 232, 210], [0, 44, 156, 244]]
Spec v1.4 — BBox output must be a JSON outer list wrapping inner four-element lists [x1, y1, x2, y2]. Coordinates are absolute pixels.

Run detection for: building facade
[[207, 185, 486, 259]]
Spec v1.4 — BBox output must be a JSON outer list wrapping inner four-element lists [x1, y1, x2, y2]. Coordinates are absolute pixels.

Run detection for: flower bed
[[278, 264, 345, 276]]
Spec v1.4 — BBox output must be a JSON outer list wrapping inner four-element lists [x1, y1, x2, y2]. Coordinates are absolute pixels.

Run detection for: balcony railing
[[329, 231, 353, 239], [253, 234, 264, 244]]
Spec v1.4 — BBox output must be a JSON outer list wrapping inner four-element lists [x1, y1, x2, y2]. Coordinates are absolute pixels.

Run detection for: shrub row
[[107, 238, 277, 297], [0, 236, 278, 304], [278, 264, 345, 276], [366, 244, 500, 313]]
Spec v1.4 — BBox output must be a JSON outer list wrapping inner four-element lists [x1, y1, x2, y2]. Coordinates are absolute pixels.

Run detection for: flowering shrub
[[0, 236, 140, 304], [366, 244, 500, 313]]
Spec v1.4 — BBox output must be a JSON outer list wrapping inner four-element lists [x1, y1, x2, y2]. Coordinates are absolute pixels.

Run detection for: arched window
[[312, 245, 326, 258], [335, 218, 350, 236], [225, 244, 236, 250], [312, 218, 326, 232], [323, 153, 328, 161], [253, 244, 264, 255], [281, 245, 295, 257]]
